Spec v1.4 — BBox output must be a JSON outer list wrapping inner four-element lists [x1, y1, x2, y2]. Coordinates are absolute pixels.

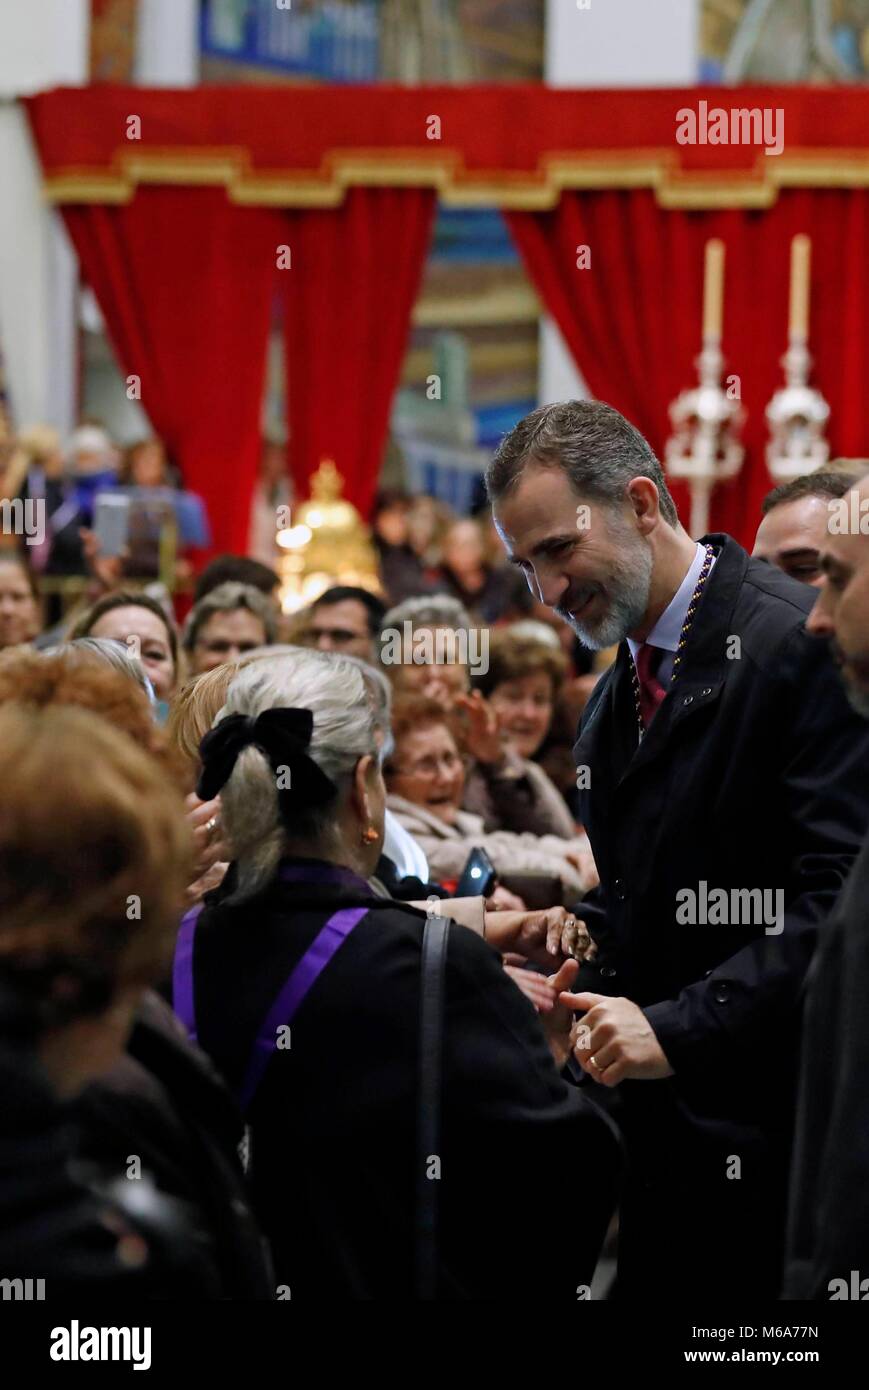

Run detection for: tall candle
[[789, 234, 811, 341], [702, 239, 725, 342]]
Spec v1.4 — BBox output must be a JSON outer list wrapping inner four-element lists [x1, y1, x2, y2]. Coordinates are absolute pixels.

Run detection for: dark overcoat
[[784, 832, 869, 1299], [185, 867, 621, 1299], [572, 535, 869, 1298]]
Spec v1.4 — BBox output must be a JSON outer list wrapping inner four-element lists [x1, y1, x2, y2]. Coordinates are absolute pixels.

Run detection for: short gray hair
[[182, 581, 277, 653], [486, 399, 678, 526], [216, 649, 389, 901], [380, 593, 472, 636]]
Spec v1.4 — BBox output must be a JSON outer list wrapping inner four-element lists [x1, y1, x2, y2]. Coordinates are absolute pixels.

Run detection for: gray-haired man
[[487, 399, 869, 1299], [182, 581, 277, 675]]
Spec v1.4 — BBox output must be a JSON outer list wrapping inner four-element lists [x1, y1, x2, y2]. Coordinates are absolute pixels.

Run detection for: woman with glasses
[[385, 694, 597, 904]]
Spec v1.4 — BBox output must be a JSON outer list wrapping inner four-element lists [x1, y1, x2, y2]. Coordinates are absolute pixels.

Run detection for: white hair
[[216, 649, 389, 901], [53, 637, 154, 701], [504, 621, 562, 650], [380, 593, 472, 635]]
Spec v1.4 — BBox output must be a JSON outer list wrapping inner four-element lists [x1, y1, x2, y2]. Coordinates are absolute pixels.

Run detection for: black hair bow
[[197, 707, 336, 812]]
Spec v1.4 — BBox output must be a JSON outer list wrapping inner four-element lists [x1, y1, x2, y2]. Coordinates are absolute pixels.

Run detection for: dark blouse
[[184, 858, 620, 1300]]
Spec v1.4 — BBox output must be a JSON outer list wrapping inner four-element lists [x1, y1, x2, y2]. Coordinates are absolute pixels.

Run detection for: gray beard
[[845, 679, 869, 720], [566, 539, 654, 651]]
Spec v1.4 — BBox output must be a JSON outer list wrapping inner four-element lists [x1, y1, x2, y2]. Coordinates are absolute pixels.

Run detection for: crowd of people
[[0, 398, 868, 1301]]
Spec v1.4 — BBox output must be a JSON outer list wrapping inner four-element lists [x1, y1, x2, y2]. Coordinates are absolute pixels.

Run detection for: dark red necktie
[[634, 643, 667, 729]]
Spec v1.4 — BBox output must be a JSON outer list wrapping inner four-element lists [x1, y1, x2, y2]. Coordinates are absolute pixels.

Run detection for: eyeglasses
[[308, 628, 365, 646], [392, 752, 464, 780]]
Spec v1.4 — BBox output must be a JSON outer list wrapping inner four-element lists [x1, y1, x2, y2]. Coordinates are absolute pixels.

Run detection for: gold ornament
[[276, 460, 383, 613]]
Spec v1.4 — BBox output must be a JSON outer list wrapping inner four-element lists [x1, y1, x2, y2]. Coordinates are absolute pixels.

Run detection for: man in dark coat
[[784, 470, 869, 1299], [487, 400, 869, 1299]]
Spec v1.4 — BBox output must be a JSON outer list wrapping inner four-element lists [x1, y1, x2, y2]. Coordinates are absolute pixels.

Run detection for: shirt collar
[[627, 542, 713, 659]]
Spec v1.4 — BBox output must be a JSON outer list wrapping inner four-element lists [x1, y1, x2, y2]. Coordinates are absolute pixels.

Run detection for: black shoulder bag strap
[[415, 912, 450, 1301]]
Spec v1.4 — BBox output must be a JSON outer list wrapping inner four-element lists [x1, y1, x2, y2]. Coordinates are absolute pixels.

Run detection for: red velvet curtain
[[280, 187, 436, 516], [507, 189, 869, 546], [64, 188, 284, 554]]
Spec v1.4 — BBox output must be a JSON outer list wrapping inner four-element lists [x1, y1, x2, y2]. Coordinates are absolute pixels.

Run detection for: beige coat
[[462, 751, 577, 838], [386, 794, 596, 905]]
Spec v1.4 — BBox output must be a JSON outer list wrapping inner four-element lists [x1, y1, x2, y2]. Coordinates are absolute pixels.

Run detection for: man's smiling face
[[492, 463, 653, 650]]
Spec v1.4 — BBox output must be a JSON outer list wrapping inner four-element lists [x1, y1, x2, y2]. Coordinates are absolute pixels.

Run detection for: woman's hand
[[484, 905, 592, 968], [503, 964, 557, 1014], [501, 947, 597, 1072], [185, 858, 228, 906], [454, 690, 503, 765], [539, 958, 587, 1069], [186, 792, 229, 877], [79, 526, 126, 593]]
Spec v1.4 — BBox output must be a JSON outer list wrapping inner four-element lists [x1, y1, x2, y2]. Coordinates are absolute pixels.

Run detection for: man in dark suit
[[784, 471, 869, 1299], [487, 400, 869, 1299]]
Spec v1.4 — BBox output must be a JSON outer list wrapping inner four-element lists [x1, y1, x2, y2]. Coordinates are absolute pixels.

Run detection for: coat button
[[683, 694, 694, 706], [701, 686, 713, 697], [713, 982, 731, 1004], [613, 878, 627, 900], [600, 966, 617, 978]]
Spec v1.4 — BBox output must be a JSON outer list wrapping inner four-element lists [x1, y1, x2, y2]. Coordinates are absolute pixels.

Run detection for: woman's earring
[[361, 826, 380, 845]]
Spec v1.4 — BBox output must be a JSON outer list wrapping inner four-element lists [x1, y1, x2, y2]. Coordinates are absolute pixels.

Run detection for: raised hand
[[454, 690, 503, 765]]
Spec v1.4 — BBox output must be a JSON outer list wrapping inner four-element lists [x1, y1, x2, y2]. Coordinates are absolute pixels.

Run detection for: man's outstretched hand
[[560, 992, 674, 1086]]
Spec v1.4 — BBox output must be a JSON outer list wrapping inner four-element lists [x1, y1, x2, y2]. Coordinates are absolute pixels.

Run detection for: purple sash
[[237, 904, 367, 1110], [173, 863, 372, 1110], [173, 902, 203, 1044]]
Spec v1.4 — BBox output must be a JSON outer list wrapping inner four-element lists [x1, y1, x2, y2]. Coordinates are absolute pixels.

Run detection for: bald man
[[786, 472, 869, 1298]]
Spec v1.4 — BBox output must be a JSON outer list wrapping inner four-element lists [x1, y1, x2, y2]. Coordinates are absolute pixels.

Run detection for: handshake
[[484, 904, 674, 1086]]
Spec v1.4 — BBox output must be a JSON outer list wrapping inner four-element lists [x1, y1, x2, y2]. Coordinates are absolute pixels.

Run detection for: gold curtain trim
[[41, 145, 869, 210]]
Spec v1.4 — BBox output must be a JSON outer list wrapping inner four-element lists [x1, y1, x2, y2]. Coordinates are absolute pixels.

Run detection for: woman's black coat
[[184, 864, 620, 1300]]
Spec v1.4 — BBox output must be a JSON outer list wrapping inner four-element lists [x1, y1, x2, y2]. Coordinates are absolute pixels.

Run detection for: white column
[[0, 0, 90, 432], [538, 0, 699, 404], [135, 0, 199, 86], [546, 0, 697, 87]]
